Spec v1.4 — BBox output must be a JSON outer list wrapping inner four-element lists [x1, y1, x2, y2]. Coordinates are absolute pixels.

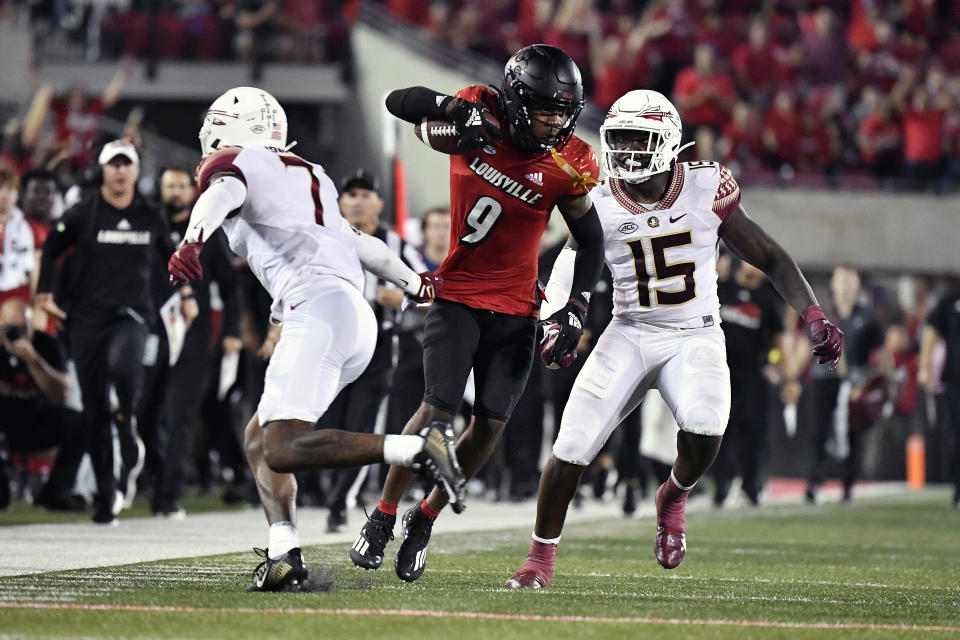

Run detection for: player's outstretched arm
[[386, 87, 501, 149], [385, 87, 455, 125], [183, 174, 247, 244], [168, 174, 247, 285], [719, 204, 844, 370], [350, 228, 440, 303]]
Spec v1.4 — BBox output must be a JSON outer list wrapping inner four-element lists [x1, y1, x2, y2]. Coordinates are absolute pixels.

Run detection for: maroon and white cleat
[[654, 480, 688, 569], [506, 540, 557, 589], [506, 568, 549, 589]]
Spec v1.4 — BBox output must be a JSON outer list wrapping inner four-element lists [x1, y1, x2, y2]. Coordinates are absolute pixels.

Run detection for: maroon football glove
[[407, 271, 443, 304], [802, 304, 844, 372], [540, 297, 587, 369], [168, 230, 205, 285], [540, 321, 577, 370]]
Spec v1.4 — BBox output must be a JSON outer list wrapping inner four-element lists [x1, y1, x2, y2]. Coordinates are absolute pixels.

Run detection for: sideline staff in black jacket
[[36, 140, 198, 525]]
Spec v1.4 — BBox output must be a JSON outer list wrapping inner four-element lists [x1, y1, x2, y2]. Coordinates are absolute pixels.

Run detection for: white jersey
[[0, 207, 39, 293], [195, 145, 364, 316], [590, 161, 741, 328]]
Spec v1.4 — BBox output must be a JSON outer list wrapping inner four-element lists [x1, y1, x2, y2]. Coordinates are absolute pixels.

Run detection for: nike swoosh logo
[[669, 214, 687, 223], [290, 301, 305, 311]]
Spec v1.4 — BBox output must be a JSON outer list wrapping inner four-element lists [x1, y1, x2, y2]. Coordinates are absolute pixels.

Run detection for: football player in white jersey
[[166, 87, 466, 592], [507, 90, 844, 588]]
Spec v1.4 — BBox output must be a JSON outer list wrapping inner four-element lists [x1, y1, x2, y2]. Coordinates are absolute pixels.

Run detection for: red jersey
[[437, 85, 599, 317]]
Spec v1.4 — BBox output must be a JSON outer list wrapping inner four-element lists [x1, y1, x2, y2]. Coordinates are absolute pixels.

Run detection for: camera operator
[[0, 298, 83, 510], [35, 140, 197, 524]]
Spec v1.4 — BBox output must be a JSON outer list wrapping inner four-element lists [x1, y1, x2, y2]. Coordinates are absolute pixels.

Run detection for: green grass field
[[0, 493, 247, 527], [1, 490, 958, 639]]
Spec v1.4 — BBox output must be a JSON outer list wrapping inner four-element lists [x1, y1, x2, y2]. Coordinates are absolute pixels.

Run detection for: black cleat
[[350, 508, 395, 570], [395, 505, 434, 582], [411, 421, 466, 514], [247, 547, 308, 592]]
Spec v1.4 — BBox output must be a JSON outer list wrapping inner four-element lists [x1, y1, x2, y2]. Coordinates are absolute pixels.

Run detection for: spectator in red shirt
[[798, 7, 847, 86], [505, 0, 555, 53], [672, 43, 736, 132], [846, 0, 879, 53], [855, 88, 902, 184], [542, 0, 602, 92], [795, 110, 839, 176], [891, 66, 954, 191], [731, 19, 794, 107], [718, 101, 763, 171], [590, 21, 661, 111], [762, 88, 801, 170], [41, 64, 129, 173]]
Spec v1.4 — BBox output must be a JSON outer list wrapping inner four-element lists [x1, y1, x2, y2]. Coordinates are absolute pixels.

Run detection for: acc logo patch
[[482, 145, 497, 155], [618, 221, 638, 234], [250, 125, 266, 134]]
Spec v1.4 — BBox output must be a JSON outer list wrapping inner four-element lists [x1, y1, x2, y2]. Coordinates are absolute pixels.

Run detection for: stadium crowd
[[384, 0, 960, 190], [5, 1, 960, 192]]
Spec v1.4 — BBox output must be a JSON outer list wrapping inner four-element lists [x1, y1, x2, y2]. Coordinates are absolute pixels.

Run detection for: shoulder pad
[[195, 146, 246, 191]]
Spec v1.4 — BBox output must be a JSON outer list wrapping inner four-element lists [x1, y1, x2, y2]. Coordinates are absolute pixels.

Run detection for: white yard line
[[0, 481, 907, 577]]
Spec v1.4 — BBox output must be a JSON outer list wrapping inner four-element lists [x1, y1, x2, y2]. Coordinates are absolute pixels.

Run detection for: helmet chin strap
[[283, 140, 297, 151]]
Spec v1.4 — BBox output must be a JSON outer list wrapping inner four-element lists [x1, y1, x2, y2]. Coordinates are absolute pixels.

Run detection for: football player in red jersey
[[350, 44, 606, 582]]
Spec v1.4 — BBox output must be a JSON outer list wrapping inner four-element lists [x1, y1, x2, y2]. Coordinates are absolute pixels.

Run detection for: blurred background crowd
[[1, 0, 959, 523], [2, 0, 960, 192]]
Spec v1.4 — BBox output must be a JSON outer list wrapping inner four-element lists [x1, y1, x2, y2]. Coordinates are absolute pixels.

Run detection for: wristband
[[801, 304, 826, 326]]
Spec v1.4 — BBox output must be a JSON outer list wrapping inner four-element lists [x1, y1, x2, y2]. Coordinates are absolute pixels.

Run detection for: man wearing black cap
[[36, 139, 198, 524], [320, 170, 427, 532]]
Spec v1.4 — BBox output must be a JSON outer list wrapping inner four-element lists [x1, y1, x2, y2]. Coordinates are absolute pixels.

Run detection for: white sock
[[268, 521, 299, 559], [532, 532, 561, 545], [383, 434, 424, 466], [670, 470, 695, 491]]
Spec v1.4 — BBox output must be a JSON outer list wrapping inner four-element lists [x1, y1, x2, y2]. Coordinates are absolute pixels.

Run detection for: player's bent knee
[[260, 421, 298, 472], [553, 431, 598, 467], [679, 404, 727, 437]]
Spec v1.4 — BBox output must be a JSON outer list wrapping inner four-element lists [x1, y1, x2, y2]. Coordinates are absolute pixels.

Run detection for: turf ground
[[1, 489, 958, 639]]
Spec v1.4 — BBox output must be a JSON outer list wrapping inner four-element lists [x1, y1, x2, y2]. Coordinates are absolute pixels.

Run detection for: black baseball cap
[[340, 169, 379, 194]]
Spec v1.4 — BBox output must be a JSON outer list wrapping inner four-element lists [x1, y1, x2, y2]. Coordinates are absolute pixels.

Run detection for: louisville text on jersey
[[467, 157, 544, 205]]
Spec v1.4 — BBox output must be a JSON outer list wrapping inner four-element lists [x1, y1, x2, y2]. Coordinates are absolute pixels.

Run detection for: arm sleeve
[[208, 233, 243, 338], [540, 247, 577, 319], [385, 86, 456, 125], [182, 175, 247, 244], [566, 205, 605, 301], [351, 228, 422, 296], [36, 206, 85, 293]]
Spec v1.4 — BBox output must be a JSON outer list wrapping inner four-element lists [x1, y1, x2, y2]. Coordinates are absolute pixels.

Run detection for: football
[[413, 112, 500, 154]]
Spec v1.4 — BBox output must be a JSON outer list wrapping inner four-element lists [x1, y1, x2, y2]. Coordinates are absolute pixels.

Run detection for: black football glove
[[447, 98, 502, 150], [540, 296, 587, 369]]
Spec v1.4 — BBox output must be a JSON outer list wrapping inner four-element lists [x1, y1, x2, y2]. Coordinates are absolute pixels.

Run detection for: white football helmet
[[198, 87, 289, 156], [599, 90, 693, 183]]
